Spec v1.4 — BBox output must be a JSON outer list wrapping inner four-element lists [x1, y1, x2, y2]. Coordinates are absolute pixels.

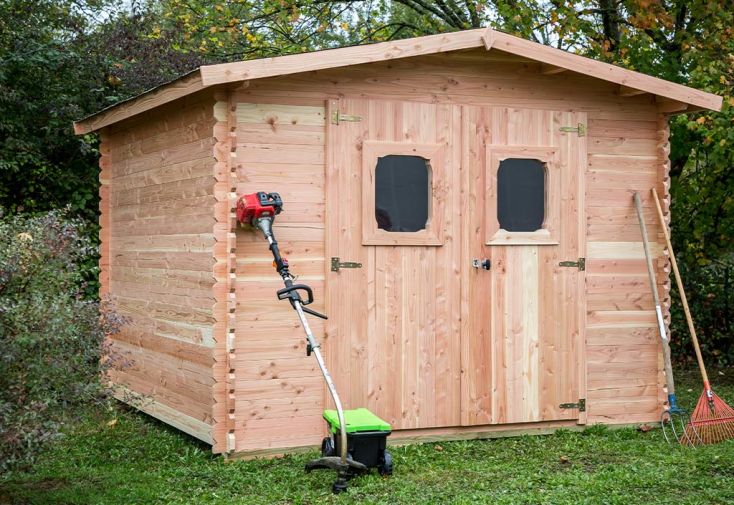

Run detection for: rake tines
[[682, 387, 734, 446]]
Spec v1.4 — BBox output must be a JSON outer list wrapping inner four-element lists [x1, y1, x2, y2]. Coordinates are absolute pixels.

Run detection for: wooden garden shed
[[75, 27, 722, 456]]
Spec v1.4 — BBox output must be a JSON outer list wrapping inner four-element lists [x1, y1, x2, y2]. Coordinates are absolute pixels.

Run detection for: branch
[[395, 0, 461, 28], [463, 0, 481, 28], [435, 0, 470, 28]]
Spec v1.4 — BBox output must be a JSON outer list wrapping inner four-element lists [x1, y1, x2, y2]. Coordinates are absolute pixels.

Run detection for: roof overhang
[[74, 27, 722, 135]]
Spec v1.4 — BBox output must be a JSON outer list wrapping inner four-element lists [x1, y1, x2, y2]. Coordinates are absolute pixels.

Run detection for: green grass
[[2, 369, 734, 504]]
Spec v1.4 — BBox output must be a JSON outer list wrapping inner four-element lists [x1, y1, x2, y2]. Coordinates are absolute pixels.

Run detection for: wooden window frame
[[362, 140, 445, 246], [485, 146, 560, 245]]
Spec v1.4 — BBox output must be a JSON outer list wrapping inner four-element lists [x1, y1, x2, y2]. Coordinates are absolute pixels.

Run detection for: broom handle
[[634, 192, 676, 397], [651, 188, 710, 388]]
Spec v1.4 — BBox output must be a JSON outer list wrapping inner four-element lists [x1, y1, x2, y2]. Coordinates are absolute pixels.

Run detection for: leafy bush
[[0, 209, 123, 472], [670, 257, 734, 367]]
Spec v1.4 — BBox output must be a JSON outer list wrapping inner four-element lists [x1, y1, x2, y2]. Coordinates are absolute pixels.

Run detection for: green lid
[[323, 408, 392, 433]]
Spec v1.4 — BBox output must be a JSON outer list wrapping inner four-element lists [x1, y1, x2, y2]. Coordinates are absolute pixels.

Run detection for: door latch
[[330, 257, 362, 272], [472, 259, 491, 270]]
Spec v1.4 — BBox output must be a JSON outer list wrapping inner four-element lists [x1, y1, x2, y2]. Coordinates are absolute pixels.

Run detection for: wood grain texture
[[75, 72, 206, 134], [230, 102, 327, 451], [75, 28, 719, 136], [211, 91, 237, 453], [462, 106, 585, 426], [99, 130, 111, 299], [97, 46, 676, 453], [582, 110, 667, 424], [327, 98, 462, 430], [487, 28, 721, 111], [105, 98, 218, 441]]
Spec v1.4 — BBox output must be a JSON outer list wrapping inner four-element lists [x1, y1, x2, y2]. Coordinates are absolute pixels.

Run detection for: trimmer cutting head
[[236, 191, 283, 227]]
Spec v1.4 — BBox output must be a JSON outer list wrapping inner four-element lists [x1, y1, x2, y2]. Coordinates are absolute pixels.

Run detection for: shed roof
[[74, 27, 722, 134]]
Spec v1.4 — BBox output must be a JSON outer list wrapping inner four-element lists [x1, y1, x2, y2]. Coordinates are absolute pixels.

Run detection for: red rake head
[[681, 388, 734, 446]]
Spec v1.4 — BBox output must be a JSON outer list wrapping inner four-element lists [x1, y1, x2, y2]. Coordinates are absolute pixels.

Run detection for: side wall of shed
[[584, 115, 670, 423], [103, 92, 217, 443], [221, 49, 671, 453]]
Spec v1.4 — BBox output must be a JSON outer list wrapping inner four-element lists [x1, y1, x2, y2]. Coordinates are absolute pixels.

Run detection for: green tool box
[[321, 408, 393, 475]]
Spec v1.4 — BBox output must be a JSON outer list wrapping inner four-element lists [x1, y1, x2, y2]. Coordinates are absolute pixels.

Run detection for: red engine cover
[[236, 192, 282, 226]]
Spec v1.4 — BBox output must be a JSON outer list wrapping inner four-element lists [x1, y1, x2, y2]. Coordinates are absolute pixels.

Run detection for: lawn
[[2, 369, 734, 505]]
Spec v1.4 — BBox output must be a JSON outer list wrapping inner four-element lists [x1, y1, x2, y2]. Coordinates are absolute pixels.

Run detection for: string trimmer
[[651, 188, 734, 445], [236, 192, 393, 493]]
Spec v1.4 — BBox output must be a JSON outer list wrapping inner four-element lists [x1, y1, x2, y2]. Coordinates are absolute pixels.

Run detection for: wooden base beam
[[222, 420, 656, 461]]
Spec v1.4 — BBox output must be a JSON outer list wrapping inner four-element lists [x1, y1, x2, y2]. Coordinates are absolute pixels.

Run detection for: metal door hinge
[[560, 399, 586, 412], [560, 123, 586, 136], [331, 257, 362, 272], [559, 257, 585, 271], [331, 110, 363, 125]]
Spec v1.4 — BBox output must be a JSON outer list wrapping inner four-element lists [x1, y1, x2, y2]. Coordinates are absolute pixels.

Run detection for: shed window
[[497, 158, 545, 232], [374, 155, 430, 232]]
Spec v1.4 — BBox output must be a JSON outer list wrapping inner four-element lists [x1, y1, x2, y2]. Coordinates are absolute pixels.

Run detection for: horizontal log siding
[[227, 49, 666, 452], [231, 100, 327, 453], [584, 114, 667, 424], [106, 93, 217, 443]]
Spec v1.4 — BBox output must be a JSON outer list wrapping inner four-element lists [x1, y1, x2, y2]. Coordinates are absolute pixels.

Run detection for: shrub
[[670, 257, 734, 367], [0, 209, 123, 472]]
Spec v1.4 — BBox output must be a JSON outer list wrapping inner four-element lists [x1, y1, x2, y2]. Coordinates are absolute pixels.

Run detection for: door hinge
[[330, 257, 362, 272], [560, 123, 586, 136], [331, 110, 363, 125], [559, 257, 585, 271], [560, 399, 586, 412]]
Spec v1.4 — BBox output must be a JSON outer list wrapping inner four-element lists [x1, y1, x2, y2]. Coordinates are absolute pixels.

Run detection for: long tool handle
[[258, 218, 349, 465], [634, 192, 677, 399], [293, 300, 348, 465], [650, 188, 710, 389]]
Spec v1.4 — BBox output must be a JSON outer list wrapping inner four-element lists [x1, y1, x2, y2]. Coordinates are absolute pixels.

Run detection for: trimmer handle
[[277, 284, 314, 305], [277, 284, 328, 319]]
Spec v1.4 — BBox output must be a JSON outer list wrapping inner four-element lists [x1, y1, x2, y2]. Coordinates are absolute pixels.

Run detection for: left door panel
[[325, 98, 462, 430]]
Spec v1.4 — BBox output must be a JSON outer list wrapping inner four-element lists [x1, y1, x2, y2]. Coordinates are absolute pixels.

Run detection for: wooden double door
[[325, 98, 586, 430]]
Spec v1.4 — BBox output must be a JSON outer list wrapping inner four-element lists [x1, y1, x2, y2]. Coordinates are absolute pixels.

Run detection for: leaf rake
[[651, 188, 734, 446]]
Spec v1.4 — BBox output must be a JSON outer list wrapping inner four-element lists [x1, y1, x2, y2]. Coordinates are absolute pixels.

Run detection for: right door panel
[[461, 106, 587, 426]]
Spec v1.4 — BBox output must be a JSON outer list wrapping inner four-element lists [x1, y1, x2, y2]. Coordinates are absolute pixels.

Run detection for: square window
[[497, 158, 545, 232], [375, 155, 430, 233], [485, 146, 559, 245], [362, 141, 445, 246]]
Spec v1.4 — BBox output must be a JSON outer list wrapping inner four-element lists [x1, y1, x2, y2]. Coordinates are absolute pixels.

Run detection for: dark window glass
[[374, 155, 430, 232], [497, 158, 545, 232]]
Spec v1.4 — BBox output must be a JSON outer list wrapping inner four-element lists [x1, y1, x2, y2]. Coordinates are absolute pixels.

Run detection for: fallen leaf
[[559, 455, 570, 464], [107, 419, 118, 427], [434, 445, 443, 452], [638, 424, 652, 432]]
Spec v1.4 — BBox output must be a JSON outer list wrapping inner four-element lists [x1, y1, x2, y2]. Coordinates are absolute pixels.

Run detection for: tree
[[0, 0, 114, 219], [0, 0, 208, 222]]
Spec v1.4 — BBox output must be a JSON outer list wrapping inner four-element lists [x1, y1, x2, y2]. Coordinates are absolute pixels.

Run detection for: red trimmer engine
[[236, 191, 283, 227]]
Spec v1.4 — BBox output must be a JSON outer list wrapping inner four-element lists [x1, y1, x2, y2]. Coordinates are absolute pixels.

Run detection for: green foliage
[[670, 259, 734, 367], [1, 370, 733, 503], [0, 0, 207, 223], [0, 0, 113, 220], [0, 210, 123, 472]]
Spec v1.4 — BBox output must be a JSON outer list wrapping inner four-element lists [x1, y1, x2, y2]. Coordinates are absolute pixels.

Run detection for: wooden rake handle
[[650, 188, 710, 387], [633, 192, 676, 396]]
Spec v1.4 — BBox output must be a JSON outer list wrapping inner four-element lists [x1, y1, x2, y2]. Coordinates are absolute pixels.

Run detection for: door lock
[[472, 259, 491, 270]]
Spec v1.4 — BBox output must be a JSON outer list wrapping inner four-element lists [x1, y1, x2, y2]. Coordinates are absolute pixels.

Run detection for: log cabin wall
[[225, 47, 669, 453], [103, 91, 218, 443], [230, 100, 328, 453]]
